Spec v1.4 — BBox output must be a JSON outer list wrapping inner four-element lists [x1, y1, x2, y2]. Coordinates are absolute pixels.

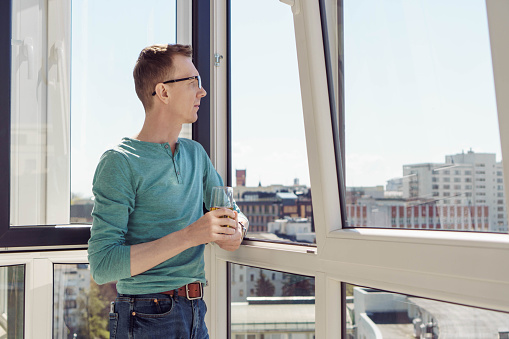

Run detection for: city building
[[70, 198, 94, 223], [234, 185, 313, 233], [267, 218, 315, 243], [402, 150, 506, 232], [231, 297, 315, 339], [347, 196, 490, 231], [231, 265, 315, 309], [53, 264, 91, 338], [345, 151, 506, 232], [236, 169, 246, 187]]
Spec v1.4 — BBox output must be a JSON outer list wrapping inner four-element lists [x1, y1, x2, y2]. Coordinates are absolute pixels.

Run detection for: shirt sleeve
[[87, 150, 135, 285]]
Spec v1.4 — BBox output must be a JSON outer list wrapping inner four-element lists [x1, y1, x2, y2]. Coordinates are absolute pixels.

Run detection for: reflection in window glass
[[10, 0, 70, 226], [231, 1, 315, 244], [70, 1, 177, 223], [54, 264, 117, 339], [230, 264, 315, 338], [0, 266, 24, 338], [345, 284, 509, 338], [344, 1, 507, 233]]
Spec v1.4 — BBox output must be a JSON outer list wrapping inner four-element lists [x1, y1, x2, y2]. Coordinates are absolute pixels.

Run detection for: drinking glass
[[210, 186, 235, 228]]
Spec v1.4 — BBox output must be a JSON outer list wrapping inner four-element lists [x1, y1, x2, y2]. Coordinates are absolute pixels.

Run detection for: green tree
[[282, 274, 314, 296], [87, 282, 111, 339], [255, 270, 275, 296], [75, 280, 116, 339]]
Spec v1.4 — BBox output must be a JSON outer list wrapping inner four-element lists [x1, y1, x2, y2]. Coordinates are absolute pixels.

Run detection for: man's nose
[[198, 87, 207, 98]]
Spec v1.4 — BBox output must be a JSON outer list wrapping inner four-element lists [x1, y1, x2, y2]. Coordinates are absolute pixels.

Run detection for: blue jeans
[[109, 293, 209, 339]]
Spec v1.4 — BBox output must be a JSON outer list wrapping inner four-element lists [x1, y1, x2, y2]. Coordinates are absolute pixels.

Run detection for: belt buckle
[[186, 282, 203, 300]]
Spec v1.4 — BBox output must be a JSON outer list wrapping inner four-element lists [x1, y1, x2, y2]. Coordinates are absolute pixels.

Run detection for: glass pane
[[230, 264, 315, 338], [345, 283, 509, 338], [70, 0, 177, 223], [344, 1, 507, 233], [54, 264, 117, 338], [10, 0, 58, 226], [231, 1, 315, 244], [0, 266, 24, 338]]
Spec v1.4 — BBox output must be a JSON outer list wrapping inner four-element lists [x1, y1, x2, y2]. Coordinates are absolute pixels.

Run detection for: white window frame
[[0, 250, 89, 339], [206, 0, 509, 338]]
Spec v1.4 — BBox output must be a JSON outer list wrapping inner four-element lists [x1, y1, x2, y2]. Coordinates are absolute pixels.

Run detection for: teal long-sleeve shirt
[[88, 137, 243, 294]]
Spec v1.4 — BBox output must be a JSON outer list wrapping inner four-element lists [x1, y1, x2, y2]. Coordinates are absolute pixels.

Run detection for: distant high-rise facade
[[402, 150, 506, 232], [236, 169, 246, 187], [347, 200, 490, 231]]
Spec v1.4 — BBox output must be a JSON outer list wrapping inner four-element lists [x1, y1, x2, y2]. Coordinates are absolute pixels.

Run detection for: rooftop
[[408, 297, 509, 338]]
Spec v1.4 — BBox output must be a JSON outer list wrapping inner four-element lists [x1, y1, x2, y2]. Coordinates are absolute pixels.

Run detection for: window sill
[[328, 227, 509, 249], [241, 239, 317, 254]]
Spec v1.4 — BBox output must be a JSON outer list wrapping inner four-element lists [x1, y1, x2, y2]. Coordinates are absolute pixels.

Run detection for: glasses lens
[[197, 76, 202, 89]]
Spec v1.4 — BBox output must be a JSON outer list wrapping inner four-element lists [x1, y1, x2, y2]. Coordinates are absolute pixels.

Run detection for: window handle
[[11, 38, 35, 80], [214, 53, 223, 67]]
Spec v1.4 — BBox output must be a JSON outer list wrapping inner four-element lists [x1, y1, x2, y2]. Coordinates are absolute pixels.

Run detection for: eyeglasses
[[151, 75, 202, 96]]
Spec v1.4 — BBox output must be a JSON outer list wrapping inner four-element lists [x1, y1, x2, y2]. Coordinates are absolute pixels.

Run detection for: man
[[88, 44, 248, 339]]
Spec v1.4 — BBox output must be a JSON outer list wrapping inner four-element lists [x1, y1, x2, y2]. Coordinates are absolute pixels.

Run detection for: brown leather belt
[[160, 282, 203, 300]]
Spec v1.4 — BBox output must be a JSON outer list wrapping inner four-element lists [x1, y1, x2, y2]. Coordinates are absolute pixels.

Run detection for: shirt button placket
[[175, 162, 182, 184]]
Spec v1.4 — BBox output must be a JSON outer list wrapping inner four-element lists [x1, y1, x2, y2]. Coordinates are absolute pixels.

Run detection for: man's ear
[[155, 83, 171, 103]]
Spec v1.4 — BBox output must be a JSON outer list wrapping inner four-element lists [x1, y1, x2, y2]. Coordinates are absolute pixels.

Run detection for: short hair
[[133, 44, 193, 110]]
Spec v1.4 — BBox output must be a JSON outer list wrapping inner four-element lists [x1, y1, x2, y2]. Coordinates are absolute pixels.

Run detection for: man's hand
[[185, 208, 238, 246], [214, 211, 243, 251]]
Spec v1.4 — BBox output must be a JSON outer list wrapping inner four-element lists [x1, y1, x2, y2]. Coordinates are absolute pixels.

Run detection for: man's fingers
[[216, 216, 237, 229], [210, 208, 236, 219], [222, 226, 236, 235], [215, 232, 242, 251], [214, 224, 236, 235]]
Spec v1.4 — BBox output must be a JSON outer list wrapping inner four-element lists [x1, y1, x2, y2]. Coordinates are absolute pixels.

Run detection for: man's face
[[165, 54, 207, 124]]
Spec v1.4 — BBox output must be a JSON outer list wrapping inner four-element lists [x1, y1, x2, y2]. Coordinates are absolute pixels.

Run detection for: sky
[[70, 0, 176, 197], [70, 0, 501, 197], [230, 0, 307, 187]]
